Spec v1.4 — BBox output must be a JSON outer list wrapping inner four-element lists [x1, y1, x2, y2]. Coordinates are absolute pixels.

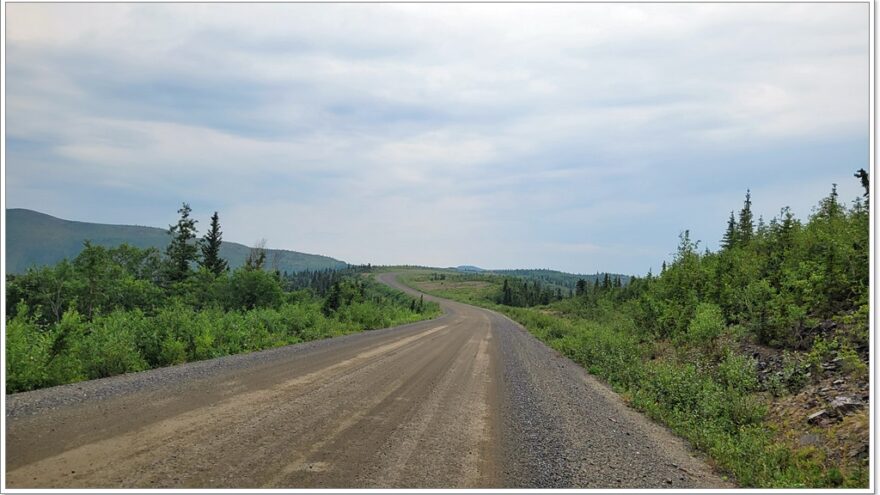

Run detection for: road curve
[[5, 273, 728, 488]]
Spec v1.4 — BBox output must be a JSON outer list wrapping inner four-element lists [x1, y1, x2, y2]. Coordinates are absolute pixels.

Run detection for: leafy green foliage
[[6, 304, 53, 393], [687, 303, 725, 343], [7, 271, 439, 394], [6, 208, 439, 394]]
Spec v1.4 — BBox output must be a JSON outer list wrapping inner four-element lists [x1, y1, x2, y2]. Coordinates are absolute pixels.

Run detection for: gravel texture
[[490, 310, 728, 488]]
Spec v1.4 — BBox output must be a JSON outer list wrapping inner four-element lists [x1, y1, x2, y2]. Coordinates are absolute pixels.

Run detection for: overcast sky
[[5, 3, 869, 274]]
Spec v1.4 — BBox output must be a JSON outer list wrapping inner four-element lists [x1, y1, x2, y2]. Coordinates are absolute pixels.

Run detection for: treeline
[[283, 265, 373, 296], [492, 272, 628, 308], [5, 204, 439, 393], [553, 178, 869, 352], [493, 268, 628, 291], [497, 278, 563, 306]]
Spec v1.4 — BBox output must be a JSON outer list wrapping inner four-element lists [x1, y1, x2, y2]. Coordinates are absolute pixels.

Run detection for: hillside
[[5, 209, 347, 274]]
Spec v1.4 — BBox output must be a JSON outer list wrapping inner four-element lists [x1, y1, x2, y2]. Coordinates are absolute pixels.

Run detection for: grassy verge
[[398, 269, 868, 488]]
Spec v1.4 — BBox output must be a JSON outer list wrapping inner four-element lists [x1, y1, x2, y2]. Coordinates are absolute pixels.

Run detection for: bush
[[687, 302, 725, 343], [45, 308, 87, 385], [225, 268, 284, 311], [717, 350, 759, 393], [79, 311, 148, 379], [837, 343, 867, 379], [6, 305, 52, 393]]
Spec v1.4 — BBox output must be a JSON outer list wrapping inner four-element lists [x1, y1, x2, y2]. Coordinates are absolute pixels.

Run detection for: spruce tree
[[721, 211, 738, 249], [200, 211, 228, 276], [502, 279, 513, 305], [779, 206, 797, 249], [166, 203, 199, 282], [737, 190, 754, 245]]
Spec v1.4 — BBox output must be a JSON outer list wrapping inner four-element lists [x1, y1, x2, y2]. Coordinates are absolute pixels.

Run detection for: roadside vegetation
[[404, 170, 870, 488], [6, 204, 439, 394]]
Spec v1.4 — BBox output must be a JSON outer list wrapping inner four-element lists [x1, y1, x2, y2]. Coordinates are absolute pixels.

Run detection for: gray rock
[[798, 433, 822, 447], [848, 444, 869, 459], [807, 409, 829, 424], [829, 396, 862, 416]]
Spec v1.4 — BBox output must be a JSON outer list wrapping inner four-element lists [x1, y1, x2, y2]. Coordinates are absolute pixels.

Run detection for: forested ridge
[[6, 205, 439, 393]]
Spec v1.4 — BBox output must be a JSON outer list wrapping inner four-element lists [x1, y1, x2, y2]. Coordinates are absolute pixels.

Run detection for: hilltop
[[5, 208, 347, 274]]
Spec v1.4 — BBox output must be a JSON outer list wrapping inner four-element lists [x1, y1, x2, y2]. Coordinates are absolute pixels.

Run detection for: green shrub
[[687, 302, 725, 343], [79, 311, 148, 379], [780, 351, 809, 392], [717, 350, 759, 393], [226, 268, 284, 311], [837, 343, 867, 379], [160, 337, 187, 365], [6, 305, 52, 393], [45, 309, 87, 385]]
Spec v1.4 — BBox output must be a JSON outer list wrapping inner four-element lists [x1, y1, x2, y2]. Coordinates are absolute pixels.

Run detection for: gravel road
[[5, 273, 729, 488]]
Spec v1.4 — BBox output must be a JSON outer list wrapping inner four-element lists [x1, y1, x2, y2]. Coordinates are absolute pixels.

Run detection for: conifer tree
[[738, 190, 754, 245], [502, 279, 513, 305], [200, 211, 228, 276], [166, 203, 199, 282], [721, 211, 738, 249]]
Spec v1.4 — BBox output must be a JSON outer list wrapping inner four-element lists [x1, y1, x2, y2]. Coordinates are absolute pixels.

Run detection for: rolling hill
[[5, 209, 347, 274]]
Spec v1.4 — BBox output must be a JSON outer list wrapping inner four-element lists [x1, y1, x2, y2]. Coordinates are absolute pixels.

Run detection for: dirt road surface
[[5, 273, 729, 488]]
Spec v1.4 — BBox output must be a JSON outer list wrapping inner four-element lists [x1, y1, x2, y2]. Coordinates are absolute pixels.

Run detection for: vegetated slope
[[6, 209, 346, 274], [401, 178, 870, 488]]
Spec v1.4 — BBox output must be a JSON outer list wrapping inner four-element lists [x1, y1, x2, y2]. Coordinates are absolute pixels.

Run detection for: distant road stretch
[[6, 273, 727, 488]]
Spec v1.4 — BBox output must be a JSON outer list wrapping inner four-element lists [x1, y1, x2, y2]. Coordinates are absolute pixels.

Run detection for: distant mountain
[[5, 209, 347, 274]]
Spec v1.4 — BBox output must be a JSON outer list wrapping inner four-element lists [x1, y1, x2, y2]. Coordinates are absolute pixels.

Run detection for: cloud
[[4, 3, 869, 274]]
